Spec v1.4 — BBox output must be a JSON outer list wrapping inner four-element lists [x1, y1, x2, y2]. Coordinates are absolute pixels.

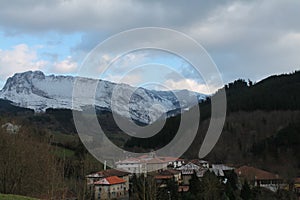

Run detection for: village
[[86, 153, 300, 200]]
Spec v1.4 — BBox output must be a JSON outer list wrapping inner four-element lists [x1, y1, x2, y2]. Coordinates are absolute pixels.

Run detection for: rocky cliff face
[[0, 71, 206, 124]]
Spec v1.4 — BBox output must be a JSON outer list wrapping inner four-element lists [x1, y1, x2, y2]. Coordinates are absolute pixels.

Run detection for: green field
[[0, 194, 39, 200], [53, 146, 75, 158]]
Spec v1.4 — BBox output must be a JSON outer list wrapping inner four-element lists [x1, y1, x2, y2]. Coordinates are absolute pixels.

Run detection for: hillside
[[125, 71, 300, 176], [225, 71, 300, 112], [197, 71, 300, 176], [0, 70, 299, 198]]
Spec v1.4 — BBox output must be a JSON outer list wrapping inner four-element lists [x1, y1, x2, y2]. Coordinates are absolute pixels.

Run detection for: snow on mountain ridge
[[0, 71, 207, 124]]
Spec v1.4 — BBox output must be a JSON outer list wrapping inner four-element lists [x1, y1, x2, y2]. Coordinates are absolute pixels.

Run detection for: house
[[93, 176, 128, 200], [153, 169, 182, 187], [190, 159, 209, 168], [86, 169, 130, 189], [115, 157, 145, 174], [177, 162, 207, 185], [235, 165, 283, 192], [144, 157, 169, 172], [210, 164, 235, 177], [177, 161, 233, 185], [115, 153, 180, 173], [86, 169, 130, 200]]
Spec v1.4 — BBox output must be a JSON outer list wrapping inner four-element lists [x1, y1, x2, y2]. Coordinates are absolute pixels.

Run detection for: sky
[[0, 0, 299, 94]]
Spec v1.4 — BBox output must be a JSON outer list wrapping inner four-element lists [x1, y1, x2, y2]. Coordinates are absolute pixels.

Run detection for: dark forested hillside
[[225, 70, 300, 112], [125, 71, 300, 177], [191, 71, 300, 177], [197, 110, 300, 177], [125, 71, 300, 148]]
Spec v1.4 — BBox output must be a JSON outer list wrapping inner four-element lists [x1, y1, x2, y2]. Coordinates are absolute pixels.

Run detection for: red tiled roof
[[94, 176, 126, 185], [235, 166, 280, 180]]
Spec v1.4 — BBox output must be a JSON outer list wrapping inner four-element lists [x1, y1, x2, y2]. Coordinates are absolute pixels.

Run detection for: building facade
[[94, 176, 128, 200]]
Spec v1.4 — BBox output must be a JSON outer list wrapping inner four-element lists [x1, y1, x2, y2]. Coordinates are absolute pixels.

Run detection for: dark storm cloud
[[0, 0, 299, 85], [0, 0, 231, 33]]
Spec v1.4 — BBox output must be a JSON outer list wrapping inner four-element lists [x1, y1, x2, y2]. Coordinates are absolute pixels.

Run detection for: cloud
[[185, 1, 300, 82], [53, 56, 78, 73], [0, 44, 78, 76], [70, 0, 300, 85], [0, 0, 300, 90], [0, 44, 79, 88], [164, 78, 213, 94], [0, 0, 231, 34], [0, 44, 47, 80]]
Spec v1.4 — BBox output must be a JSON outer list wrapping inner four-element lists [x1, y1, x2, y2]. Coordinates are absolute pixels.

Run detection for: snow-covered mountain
[[0, 71, 207, 124]]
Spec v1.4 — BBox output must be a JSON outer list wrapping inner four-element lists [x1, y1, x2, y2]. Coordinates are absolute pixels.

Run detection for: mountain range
[[0, 71, 206, 124]]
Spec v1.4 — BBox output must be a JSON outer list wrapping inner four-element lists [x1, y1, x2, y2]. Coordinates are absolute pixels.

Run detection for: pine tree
[[189, 171, 201, 196], [240, 180, 252, 200]]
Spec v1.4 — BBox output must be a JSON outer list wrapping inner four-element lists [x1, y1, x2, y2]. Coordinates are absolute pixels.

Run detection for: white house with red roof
[[86, 169, 130, 200], [93, 176, 128, 200]]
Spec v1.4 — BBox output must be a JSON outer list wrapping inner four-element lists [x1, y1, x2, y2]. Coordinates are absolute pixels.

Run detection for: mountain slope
[[225, 71, 300, 112], [124, 71, 300, 176], [0, 71, 206, 124]]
